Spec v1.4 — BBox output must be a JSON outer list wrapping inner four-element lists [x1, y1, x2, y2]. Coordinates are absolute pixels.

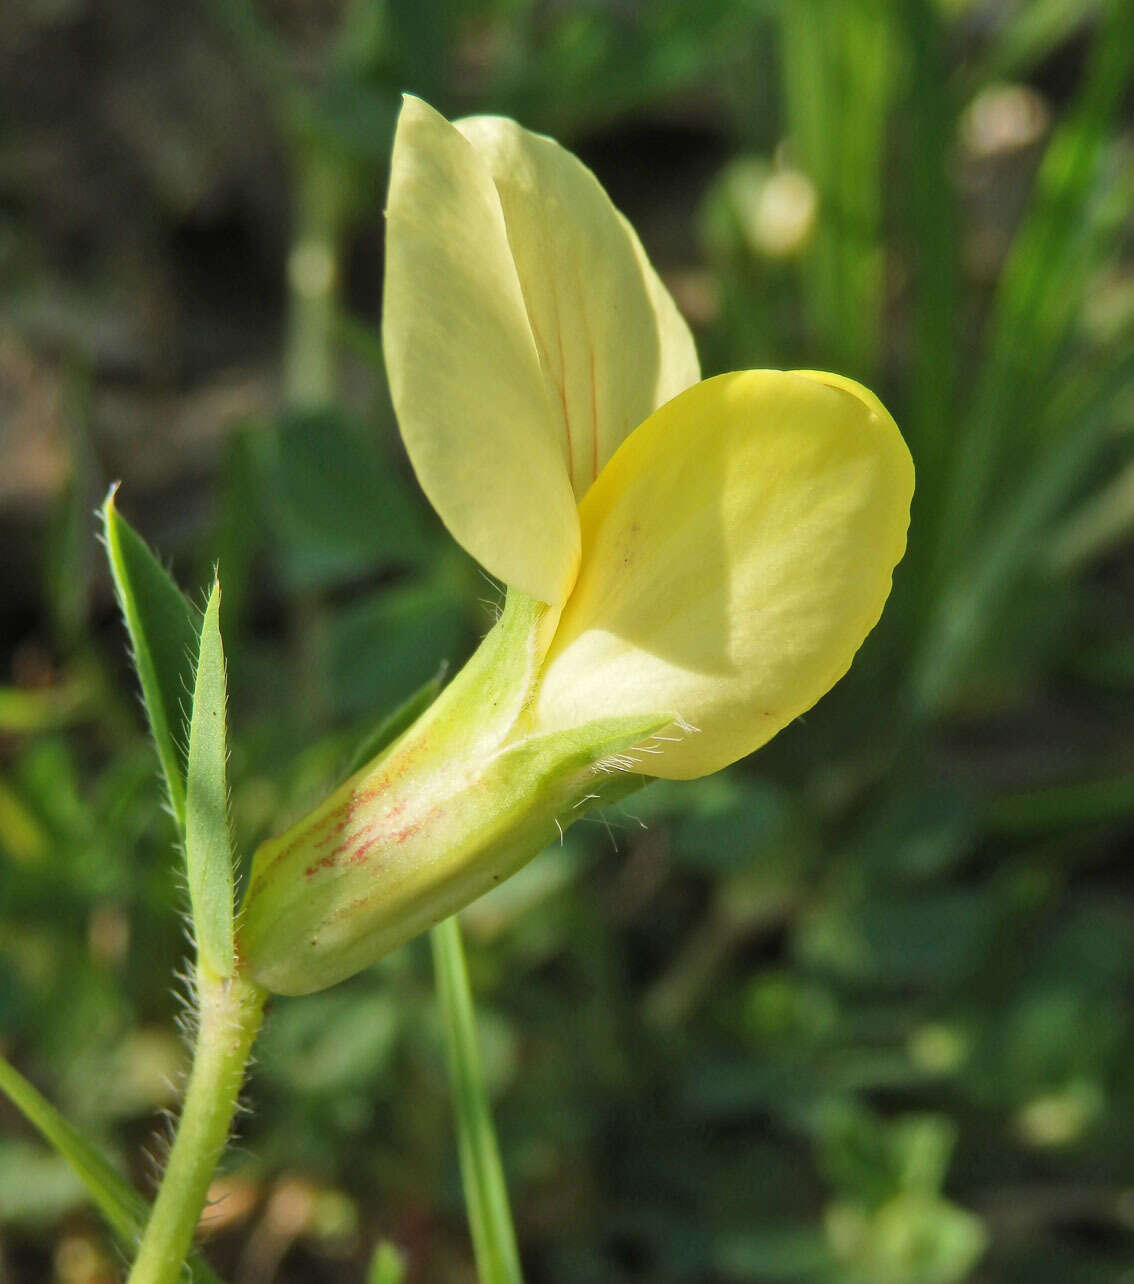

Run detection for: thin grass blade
[[930, 0, 1133, 589], [431, 916, 524, 1284], [777, 0, 895, 380], [0, 1054, 225, 1284], [914, 355, 1133, 710]]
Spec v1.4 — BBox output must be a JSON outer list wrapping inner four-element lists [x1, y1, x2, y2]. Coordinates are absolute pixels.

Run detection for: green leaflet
[[185, 581, 236, 978], [0, 1054, 225, 1284], [101, 487, 201, 833], [102, 492, 236, 973]]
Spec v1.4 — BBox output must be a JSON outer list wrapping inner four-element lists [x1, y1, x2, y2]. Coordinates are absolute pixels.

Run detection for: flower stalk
[[126, 964, 266, 1284]]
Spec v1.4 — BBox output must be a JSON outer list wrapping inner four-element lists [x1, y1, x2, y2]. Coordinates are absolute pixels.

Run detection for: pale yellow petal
[[383, 95, 579, 604], [455, 114, 700, 497], [532, 370, 914, 779]]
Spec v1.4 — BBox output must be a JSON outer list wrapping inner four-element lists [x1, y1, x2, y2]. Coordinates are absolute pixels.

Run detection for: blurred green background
[[1, 0, 1132, 1281]]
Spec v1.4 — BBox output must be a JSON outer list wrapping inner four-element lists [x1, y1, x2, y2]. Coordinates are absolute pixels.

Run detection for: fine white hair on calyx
[[572, 792, 601, 809], [592, 751, 641, 775], [475, 568, 507, 625], [591, 715, 701, 776]]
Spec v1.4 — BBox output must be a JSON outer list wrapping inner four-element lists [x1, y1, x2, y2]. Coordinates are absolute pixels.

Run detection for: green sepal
[[239, 576, 668, 996], [343, 668, 446, 780], [405, 587, 548, 763], [239, 700, 668, 995]]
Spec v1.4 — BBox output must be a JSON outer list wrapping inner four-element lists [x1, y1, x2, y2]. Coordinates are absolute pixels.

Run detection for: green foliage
[[271, 408, 432, 590], [0, 1051, 149, 1244], [0, 1055, 225, 1284]]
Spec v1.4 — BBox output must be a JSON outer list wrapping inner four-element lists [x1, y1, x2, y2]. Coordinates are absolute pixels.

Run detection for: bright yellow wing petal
[[383, 96, 580, 604], [532, 370, 914, 779], [455, 114, 700, 497]]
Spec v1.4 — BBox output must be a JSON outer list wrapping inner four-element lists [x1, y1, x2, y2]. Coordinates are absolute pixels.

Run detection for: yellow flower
[[237, 97, 913, 995], [384, 96, 913, 780]]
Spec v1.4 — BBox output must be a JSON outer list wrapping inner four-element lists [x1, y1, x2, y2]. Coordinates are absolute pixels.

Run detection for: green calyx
[[237, 591, 667, 995]]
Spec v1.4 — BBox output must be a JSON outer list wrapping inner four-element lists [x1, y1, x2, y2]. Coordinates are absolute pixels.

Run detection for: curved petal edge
[[532, 369, 915, 778]]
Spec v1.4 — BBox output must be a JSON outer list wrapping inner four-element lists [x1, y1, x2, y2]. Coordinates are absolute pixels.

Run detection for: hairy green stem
[[127, 965, 266, 1284], [431, 916, 524, 1284]]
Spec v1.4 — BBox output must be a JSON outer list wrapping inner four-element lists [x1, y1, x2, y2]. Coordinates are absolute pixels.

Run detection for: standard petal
[[455, 113, 700, 497], [383, 96, 580, 604], [531, 370, 914, 779]]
